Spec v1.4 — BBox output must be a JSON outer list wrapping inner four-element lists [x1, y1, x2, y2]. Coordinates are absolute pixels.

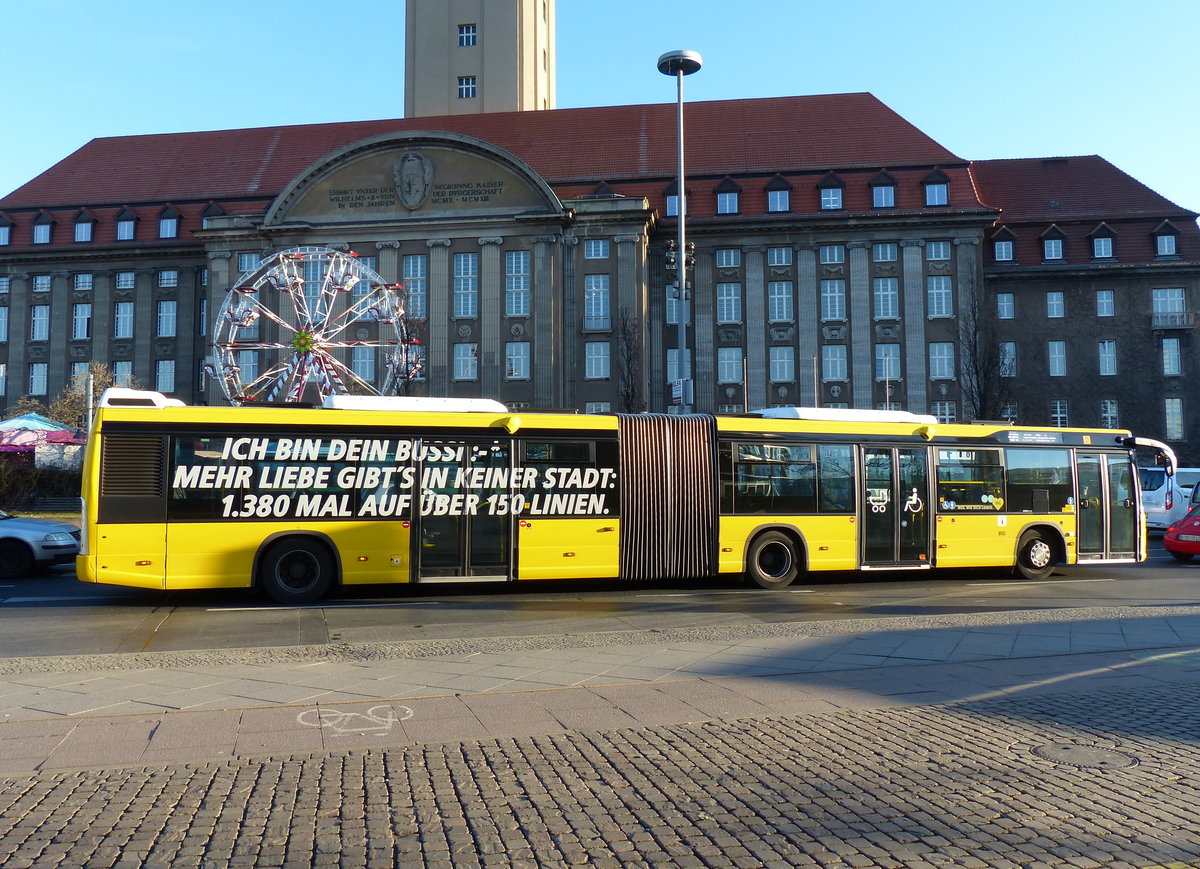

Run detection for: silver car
[[0, 511, 81, 578]]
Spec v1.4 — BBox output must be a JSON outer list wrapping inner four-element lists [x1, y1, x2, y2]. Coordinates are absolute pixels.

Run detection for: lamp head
[[657, 50, 702, 77]]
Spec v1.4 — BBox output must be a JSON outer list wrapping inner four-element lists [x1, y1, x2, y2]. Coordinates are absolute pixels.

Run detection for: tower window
[[457, 76, 477, 99], [458, 24, 477, 46]]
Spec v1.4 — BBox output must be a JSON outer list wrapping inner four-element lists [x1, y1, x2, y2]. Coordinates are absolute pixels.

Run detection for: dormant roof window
[[870, 171, 896, 208], [764, 175, 792, 213], [159, 206, 181, 239], [714, 177, 741, 215], [0, 215, 11, 246], [200, 202, 224, 230], [818, 173, 844, 210], [923, 170, 949, 207], [116, 207, 138, 241], [32, 212, 55, 244], [991, 227, 1016, 263], [73, 209, 96, 243], [1089, 224, 1116, 260], [1041, 226, 1066, 261], [1153, 221, 1180, 258]]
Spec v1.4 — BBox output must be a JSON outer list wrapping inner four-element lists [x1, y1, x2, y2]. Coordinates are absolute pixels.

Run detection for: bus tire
[[745, 531, 802, 590], [0, 540, 33, 579], [1014, 531, 1055, 580], [259, 538, 335, 605]]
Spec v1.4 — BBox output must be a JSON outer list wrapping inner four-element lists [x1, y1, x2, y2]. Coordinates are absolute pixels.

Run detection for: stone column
[[530, 235, 559, 407], [796, 245, 819, 406], [478, 236, 504, 399], [426, 238, 452, 394], [691, 247, 713, 411], [744, 246, 766, 410], [901, 239, 927, 411], [848, 241, 872, 409], [7, 272, 31, 401]]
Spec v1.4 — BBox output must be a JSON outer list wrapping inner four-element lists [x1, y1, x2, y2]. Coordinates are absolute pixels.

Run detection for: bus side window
[[817, 444, 855, 513], [1005, 448, 1072, 513]]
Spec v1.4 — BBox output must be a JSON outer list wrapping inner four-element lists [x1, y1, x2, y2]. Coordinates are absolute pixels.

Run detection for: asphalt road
[[1, 540, 1195, 660]]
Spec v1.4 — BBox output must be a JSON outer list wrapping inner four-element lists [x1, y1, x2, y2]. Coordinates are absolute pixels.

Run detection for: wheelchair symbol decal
[[904, 488, 924, 514]]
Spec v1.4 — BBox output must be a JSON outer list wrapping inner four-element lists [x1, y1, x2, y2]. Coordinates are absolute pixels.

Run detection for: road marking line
[[966, 578, 1117, 587], [207, 601, 442, 612]]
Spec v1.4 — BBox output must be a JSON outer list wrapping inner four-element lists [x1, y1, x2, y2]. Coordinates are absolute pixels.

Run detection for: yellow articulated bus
[[78, 389, 1176, 605]]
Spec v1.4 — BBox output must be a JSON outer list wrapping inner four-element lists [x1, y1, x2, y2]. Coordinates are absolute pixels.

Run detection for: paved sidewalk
[[2, 605, 1200, 867]]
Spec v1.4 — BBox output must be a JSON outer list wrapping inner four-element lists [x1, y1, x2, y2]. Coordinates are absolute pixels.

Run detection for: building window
[[925, 182, 948, 206], [453, 253, 479, 317], [822, 345, 847, 381], [875, 344, 900, 381], [74, 273, 93, 292], [872, 185, 895, 208], [999, 342, 1017, 377], [1096, 289, 1114, 317], [33, 223, 51, 244], [1152, 287, 1185, 317], [74, 221, 92, 243], [767, 190, 790, 212], [457, 76, 477, 99], [238, 253, 261, 273], [237, 349, 259, 385], [155, 360, 175, 393], [997, 293, 1015, 319], [927, 276, 953, 318], [0, 226, 8, 246], [1157, 234, 1178, 257], [717, 347, 743, 383], [0, 308, 8, 342], [820, 188, 843, 210], [505, 342, 530, 380], [158, 269, 179, 288], [585, 341, 610, 379], [872, 243, 897, 262], [458, 23, 477, 46], [584, 239, 609, 259], [819, 245, 844, 265], [716, 283, 742, 324], [715, 248, 741, 268], [931, 401, 956, 423], [403, 255, 427, 318], [767, 282, 793, 322], [29, 363, 48, 396], [1166, 398, 1184, 440], [583, 274, 611, 330], [453, 343, 478, 380], [351, 346, 375, 383], [769, 346, 795, 382], [665, 194, 682, 217], [1092, 236, 1113, 258], [585, 401, 610, 414], [767, 246, 792, 266], [159, 217, 178, 239], [1098, 340, 1117, 376], [117, 219, 135, 241], [1163, 337, 1182, 376], [1048, 341, 1067, 377], [505, 250, 530, 317], [926, 241, 951, 261], [665, 285, 681, 326], [157, 300, 177, 337], [72, 303, 92, 340], [33, 275, 51, 293], [0, 277, 8, 293], [67, 362, 86, 391], [115, 271, 136, 290], [1043, 238, 1064, 260], [994, 240, 1014, 261], [1051, 399, 1069, 427], [114, 302, 135, 339], [873, 278, 899, 319], [1100, 399, 1120, 429], [666, 348, 692, 382], [30, 305, 50, 341], [821, 280, 846, 320], [1046, 291, 1064, 318], [1001, 401, 1019, 423], [112, 361, 133, 388], [716, 192, 739, 214], [929, 343, 955, 379], [0, 363, 6, 395]]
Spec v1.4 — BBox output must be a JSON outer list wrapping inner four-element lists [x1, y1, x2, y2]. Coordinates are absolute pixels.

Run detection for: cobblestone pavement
[[2, 608, 1200, 867]]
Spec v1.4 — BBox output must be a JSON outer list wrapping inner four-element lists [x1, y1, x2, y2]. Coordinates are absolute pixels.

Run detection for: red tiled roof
[[1, 93, 965, 209], [970, 156, 1198, 222]]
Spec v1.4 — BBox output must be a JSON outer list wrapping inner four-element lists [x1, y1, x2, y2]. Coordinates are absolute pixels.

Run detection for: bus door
[[1076, 452, 1138, 561], [861, 446, 932, 568], [414, 439, 512, 581]]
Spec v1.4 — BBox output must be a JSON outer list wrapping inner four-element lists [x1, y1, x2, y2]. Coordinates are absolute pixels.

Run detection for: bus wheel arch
[[744, 528, 806, 590], [1013, 525, 1062, 581], [255, 533, 340, 605]]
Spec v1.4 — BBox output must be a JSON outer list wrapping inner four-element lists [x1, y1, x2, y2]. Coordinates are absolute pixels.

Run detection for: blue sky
[[4, 0, 1199, 213]]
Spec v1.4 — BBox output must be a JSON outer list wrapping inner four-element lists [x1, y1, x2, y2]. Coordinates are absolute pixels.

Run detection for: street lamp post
[[657, 49, 701, 411]]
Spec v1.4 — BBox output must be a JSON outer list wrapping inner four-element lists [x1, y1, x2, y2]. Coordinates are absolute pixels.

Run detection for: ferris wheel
[[208, 246, 419, 406]]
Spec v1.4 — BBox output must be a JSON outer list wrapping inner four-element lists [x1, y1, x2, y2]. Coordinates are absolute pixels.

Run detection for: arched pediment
[[265, 131, 565, 227]]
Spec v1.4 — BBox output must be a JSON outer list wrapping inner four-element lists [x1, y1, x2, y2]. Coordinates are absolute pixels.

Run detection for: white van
[[1140, 466, 1190, 531]]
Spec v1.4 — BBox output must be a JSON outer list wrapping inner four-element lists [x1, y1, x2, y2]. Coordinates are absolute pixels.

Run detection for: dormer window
[[923, 170, 949, 206], [116, 207, 138, 241], [1041, 226, 1066, 261], [714, 177, 741, 214], [73, 209, 96, 243], [159, 206, 181, 239], [870, 171, 896, 208], [32, 212, 54, 244], [1089, 223, 1116, 259], [0, 215, 11, 246], [664, 181, 687, 217], [764, 175, 792, 213], [1153, 221, 1180, 258], [818, 173, 844, 210], [200, 202, 224, 229]]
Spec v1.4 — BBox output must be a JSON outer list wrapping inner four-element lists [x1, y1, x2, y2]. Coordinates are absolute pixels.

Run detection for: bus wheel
[[259, 538, 334, 605], [745, 531, 801, 589], [1014, 531, 1055, 580], [0, 541, 33, 579]]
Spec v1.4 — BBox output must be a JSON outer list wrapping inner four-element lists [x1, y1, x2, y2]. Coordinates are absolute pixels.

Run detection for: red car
[[1164, 504, 1200, 562]]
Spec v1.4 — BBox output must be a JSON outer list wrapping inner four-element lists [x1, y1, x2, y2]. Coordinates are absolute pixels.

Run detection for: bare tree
[[3, 395, 50, 421], [47, 362, 134, 431], [958, 275, 1015, 422], [615, 306, 645, 413], [393, 317, 428, 396]]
